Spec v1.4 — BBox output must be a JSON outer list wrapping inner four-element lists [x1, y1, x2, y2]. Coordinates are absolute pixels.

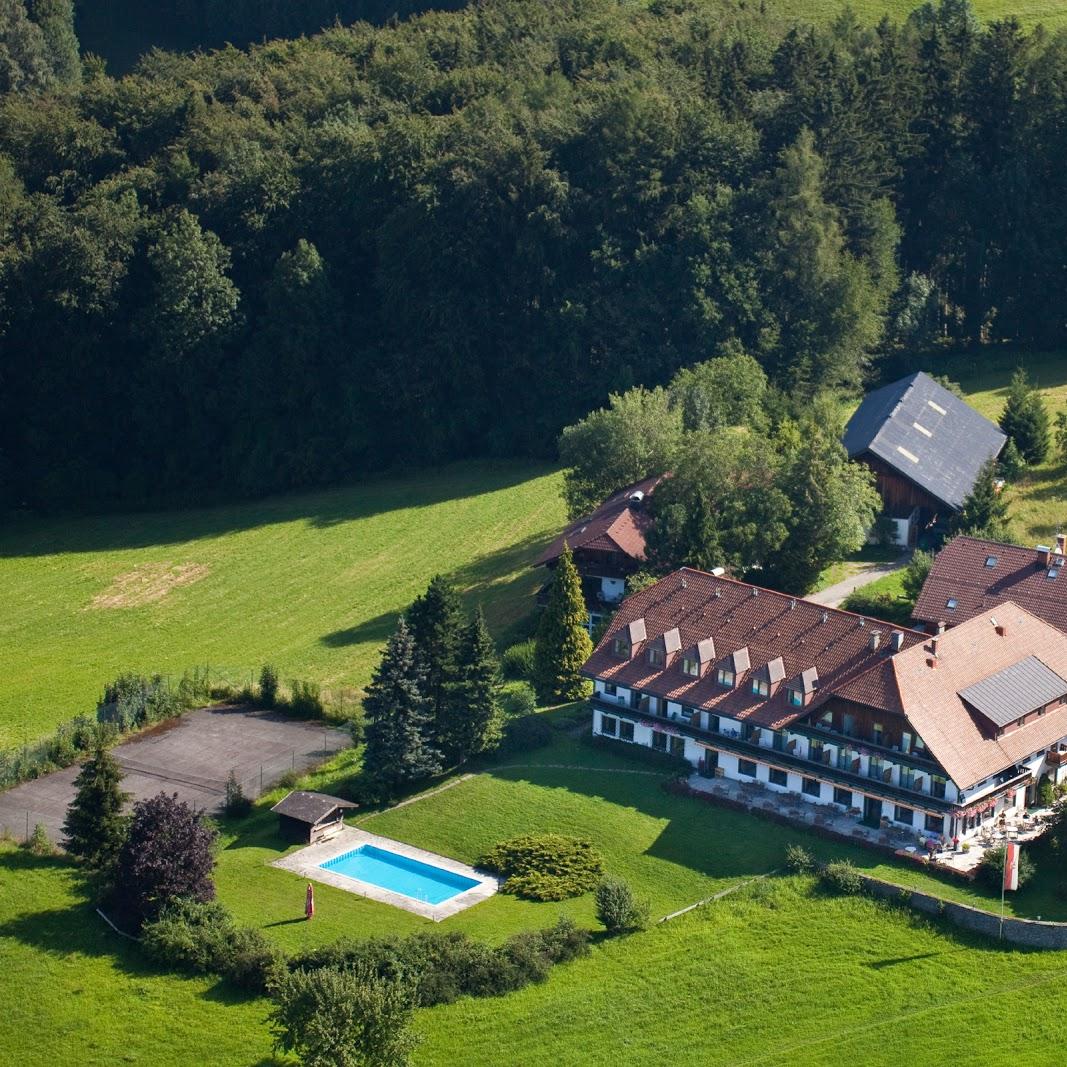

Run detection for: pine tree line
[[361, 577, 503, 799]]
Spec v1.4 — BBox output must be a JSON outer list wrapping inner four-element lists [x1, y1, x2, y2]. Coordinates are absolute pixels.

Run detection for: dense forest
[[1, 0, 1065, 510]]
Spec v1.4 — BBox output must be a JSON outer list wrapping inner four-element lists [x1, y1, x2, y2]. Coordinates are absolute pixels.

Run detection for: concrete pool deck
[[272, 827, 499, 920]]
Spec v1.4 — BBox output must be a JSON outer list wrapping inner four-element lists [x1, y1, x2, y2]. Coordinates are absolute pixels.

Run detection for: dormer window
[[612, 637, 629, 657], [752, 678, 770, 697], [648, 647, 665, 668], [681, 657, 700, 677], [717, 668, 735, 688], [788, 689, 804, 707]]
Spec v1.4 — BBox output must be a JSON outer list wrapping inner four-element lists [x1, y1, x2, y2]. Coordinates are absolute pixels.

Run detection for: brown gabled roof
[[270, 790, 357, 825], [889, 604, 1067, 789], [582, 568, 926, 730], [913, 535, 1067, 634], [535, 475, 664, 567]]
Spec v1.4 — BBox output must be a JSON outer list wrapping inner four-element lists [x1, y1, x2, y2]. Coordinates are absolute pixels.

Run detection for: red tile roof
[[913, 535, 1067, 634], [535, 476, 663, 567], [582, 568, 925, 730], [890, 603, 1067, 789]]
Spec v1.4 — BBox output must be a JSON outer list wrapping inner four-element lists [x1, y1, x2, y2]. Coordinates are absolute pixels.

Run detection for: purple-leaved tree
[[111, 792, 217, 929]]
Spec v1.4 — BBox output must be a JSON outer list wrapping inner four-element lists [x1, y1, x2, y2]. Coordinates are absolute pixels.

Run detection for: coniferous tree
[[62, 745, 129, 872], [533, 545, 593, 704], [406, 575, 464, 752], [999, 368, 1049, 464], [446, 608, 503, 763], [950, 458, 1011, 538], [362, 618, 442, 796]]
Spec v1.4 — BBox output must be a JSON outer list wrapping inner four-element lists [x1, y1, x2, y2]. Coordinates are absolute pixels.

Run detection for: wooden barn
[[843, 372, 1006, 546], [271, 790, 357, 844]]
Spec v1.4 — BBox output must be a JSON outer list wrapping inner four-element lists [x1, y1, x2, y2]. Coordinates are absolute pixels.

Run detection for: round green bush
[[820, 859, 864, 896], [480, 834, 604, 901], [501, 713, 553, 753], [501, 640, 537, 681]]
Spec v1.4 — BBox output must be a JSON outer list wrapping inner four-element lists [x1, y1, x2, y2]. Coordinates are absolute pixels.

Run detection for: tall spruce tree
[[999, 368, 1049, 465], [362, 618, 442, 796], [533, 544, 593, 704], [406, 575, 464, 752], [950, 458, 1011, 538], [62, 745, 129, 871], [446, 608, 503, 763]]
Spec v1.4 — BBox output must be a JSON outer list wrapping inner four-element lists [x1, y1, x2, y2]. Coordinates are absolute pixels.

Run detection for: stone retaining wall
[[857, 873, 1067, 949]]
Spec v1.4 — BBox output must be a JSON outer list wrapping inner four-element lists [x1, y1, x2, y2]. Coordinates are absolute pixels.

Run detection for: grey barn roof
[[271, 790, 357, 825], [842, 372, 1006, 511], [958, 655, 1067, 728]]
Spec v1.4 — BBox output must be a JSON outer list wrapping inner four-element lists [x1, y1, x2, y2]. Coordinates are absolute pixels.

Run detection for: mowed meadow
[[0, 461, 564, 747], [767, 0, 1067, 30]]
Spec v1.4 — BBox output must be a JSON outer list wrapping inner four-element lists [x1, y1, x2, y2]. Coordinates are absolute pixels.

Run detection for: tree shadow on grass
[[318, 530, 549, 652], [0, 460, 555, 559]]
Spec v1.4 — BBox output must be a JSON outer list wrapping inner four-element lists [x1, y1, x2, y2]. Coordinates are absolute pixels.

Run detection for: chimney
[[890, 630, 904, 652], [1058, 533, 1066, 557], [868, 631, 882, 651], [1037, 544, 1052, 568], [996, 622, 1007, 637], [936, 620, 947, 635], [930, 637, 939, 656]]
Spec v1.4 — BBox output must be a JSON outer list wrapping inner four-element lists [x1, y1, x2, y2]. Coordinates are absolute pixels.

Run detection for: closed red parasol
[[305, 882, 315, 920]]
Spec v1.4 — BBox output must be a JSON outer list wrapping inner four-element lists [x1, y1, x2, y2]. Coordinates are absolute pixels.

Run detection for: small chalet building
[[583, 567, 1067, 841], [535, 475, 662, 630], [271, 790, 357, 844], [913, 533, 1067, 635], [843, 372, 1006, 546]]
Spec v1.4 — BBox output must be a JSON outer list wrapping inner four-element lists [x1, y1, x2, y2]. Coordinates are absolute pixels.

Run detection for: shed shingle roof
[[535, 475, 663, 566], [270, 791, 357, 824], [843, 372, 1005, 511], [913, 535, 1067, 633], [582, 568, 926, 731]]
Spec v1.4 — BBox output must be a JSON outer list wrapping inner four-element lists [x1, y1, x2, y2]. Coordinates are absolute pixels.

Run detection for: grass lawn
[[0, 460, 564, 748], [4, 725, 1067, 1066], [766, 0, 1067, 31]]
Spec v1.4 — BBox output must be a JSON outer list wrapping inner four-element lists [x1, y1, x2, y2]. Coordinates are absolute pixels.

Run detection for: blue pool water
[[319, 845, 479, 905]]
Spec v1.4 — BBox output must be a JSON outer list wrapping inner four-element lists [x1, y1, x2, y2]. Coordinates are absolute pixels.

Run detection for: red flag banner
[[1003, 841, 1019, 892]]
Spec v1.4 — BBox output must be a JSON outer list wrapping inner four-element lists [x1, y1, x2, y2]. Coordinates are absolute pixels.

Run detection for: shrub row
[[143, 899, 589, 1003], [290, 917, 589, 1004], [583, 732, 691, 773], [142, 899, 283, 992], [481, 834, 604, 901]]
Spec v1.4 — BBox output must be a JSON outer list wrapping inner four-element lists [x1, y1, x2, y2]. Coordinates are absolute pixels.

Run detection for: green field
[[3, 728, 1067, 1066], [0, 461, 563, 747], [769, 0, 1067, 30]]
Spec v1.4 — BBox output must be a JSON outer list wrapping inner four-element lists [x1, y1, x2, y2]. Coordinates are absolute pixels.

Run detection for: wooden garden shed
[[271, 790, 357, 844]]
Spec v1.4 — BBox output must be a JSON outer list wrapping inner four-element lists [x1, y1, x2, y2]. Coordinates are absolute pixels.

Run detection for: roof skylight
[[1048, 568, 1060, 580], [985, 556, 998, 568], [946, 598, 958, 610]]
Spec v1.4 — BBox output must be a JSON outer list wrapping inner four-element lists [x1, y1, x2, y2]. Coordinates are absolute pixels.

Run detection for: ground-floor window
[[802, 777, 820, 797], [669, 735, 685, 758], [924, 813, 942, 833], [619, 720, 634, 743], [833, 786, 852, 807], [738, 758, 758, 778], [652, 731, 667, 752], [895, 805, 913, 825], [701, 750, 718, 776], [601, 715, 618, 737], [769, 767, 788, 787]]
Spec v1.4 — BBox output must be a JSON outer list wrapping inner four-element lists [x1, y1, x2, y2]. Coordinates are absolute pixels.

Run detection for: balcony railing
[[591, 696, 954, 810]]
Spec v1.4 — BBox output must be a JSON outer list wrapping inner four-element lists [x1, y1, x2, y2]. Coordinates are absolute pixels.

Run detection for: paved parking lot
[[0, 706, 350, 842]]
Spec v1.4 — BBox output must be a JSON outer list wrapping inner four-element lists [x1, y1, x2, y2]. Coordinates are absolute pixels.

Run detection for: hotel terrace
[[582, 567, 1067, 843]]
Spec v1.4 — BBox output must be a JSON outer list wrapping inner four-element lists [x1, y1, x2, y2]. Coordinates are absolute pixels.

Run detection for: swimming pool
[[319, 844, 480, 905]]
